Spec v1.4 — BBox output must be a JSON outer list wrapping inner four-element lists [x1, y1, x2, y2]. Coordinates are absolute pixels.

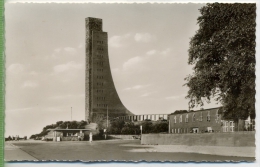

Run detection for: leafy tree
[[77, 120, 88, 129], [152, 122, 168, 133], [121, 122, 140, 135], [141, 121, 153, 134], [185, 3, 256, 121], [109, 119, 125, 134], [171, 110, 189, 115]]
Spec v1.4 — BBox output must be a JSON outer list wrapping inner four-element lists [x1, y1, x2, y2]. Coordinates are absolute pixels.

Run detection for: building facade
[[85, 17, 133, 122], [168, 107, 244, 133], [119, 114, 168, 122]]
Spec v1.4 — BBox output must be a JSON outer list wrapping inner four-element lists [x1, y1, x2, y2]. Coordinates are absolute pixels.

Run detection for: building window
[[175, 129, 177, 133], [179, 115, 182, 123], [174, 116, 176, 123], [215, 110, 220, 123], [199, 112, 203, 121], [207, 111, 210, 122], [185, 114, 188, 122], [192, 113, 196, 122], [252, 119, 255, 131], [223, 121, 229, 132], [230, 121, 234, 132]]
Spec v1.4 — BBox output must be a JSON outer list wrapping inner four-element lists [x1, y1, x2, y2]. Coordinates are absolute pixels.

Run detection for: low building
[[168, 107, 255, 134]]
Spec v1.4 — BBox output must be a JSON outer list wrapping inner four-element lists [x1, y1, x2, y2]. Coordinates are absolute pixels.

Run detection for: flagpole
[[71, 107, 72, 121], [107, 105, 108, 128]]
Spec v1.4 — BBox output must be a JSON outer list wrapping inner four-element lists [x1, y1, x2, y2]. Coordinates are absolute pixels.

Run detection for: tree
[[185, 3, 256, 121], [109, 119, 125, 134], [121, 122, 140, 135], [141, 121, 153, 134], [171, 110, 189, 115], [151, 122, 168, 133]]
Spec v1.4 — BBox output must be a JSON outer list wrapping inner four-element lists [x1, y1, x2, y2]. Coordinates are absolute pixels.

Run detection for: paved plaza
[[5, 139, 254, 162]]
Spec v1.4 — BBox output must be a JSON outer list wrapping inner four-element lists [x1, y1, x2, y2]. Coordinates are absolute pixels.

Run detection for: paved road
[[5, 143, 38, 161], [5, 140, 254, 162]]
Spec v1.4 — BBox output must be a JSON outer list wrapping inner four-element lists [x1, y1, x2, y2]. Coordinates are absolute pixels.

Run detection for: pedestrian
[[89, 132, 93, 143]]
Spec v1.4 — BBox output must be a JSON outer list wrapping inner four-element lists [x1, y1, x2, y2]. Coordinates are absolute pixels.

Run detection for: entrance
[[192, 128, 199, 133]]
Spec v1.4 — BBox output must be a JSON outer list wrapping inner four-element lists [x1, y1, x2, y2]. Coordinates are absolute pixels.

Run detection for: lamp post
[[140, 125, 142, 136]]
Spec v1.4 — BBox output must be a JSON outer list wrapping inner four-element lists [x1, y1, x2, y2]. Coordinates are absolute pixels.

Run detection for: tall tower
[[85, 17, 133, 122]]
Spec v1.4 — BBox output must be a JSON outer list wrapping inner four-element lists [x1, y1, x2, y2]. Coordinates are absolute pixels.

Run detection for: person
[[89, 132, 93, 143]]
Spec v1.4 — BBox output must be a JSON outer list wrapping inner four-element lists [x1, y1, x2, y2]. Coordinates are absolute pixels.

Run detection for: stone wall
[[109, 135, 140, 140], [141, 132, 255, 147]]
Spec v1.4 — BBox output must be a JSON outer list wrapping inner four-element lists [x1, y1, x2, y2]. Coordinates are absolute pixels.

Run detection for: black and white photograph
[[4, 0, 257, 164]]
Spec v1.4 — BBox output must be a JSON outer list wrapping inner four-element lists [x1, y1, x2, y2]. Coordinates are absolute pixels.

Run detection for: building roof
[[170, 107, 222, 115], [47, 129, 92, 132]]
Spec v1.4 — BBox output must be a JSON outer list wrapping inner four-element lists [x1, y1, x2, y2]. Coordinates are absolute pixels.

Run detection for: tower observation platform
[[85, 17, 133, 122]]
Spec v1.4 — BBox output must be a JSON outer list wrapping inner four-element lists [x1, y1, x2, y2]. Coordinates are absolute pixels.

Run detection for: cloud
[[146, 50, 157, 55], [124, 84, 151, 91], [109, 33, 132, 48], [160, 48, 171, 55], [165, 94, 185, 100], [111, 68, 120, 73], [141, 91, 157, 97], [53, 61, 83, 74], [64, 47, 77, 54], [123, 56, 143, 70], [134, 33, 156, 43], [29, 71, 38, 76], [78, 43, 83, 48], [54, 48, 61, 53], [22, 80, 39, 88], [146, 48, 171, 56], [7, 64, 24, 74]]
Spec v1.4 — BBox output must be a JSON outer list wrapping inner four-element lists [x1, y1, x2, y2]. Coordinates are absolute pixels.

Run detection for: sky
[[3, 1, 260, 167], [4, 2, 245, 137]]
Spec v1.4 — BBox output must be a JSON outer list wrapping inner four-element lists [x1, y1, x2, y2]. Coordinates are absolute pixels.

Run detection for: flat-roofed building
[[168, 107, 255, 133]]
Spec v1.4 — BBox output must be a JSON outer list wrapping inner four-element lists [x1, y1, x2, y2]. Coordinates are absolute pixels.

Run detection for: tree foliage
[[30, 120, 88, 139], [108, 119, 168, 135], [185, 3, 256, 120], [109, 119, 125, 134], [171, 110, 194, 115]]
